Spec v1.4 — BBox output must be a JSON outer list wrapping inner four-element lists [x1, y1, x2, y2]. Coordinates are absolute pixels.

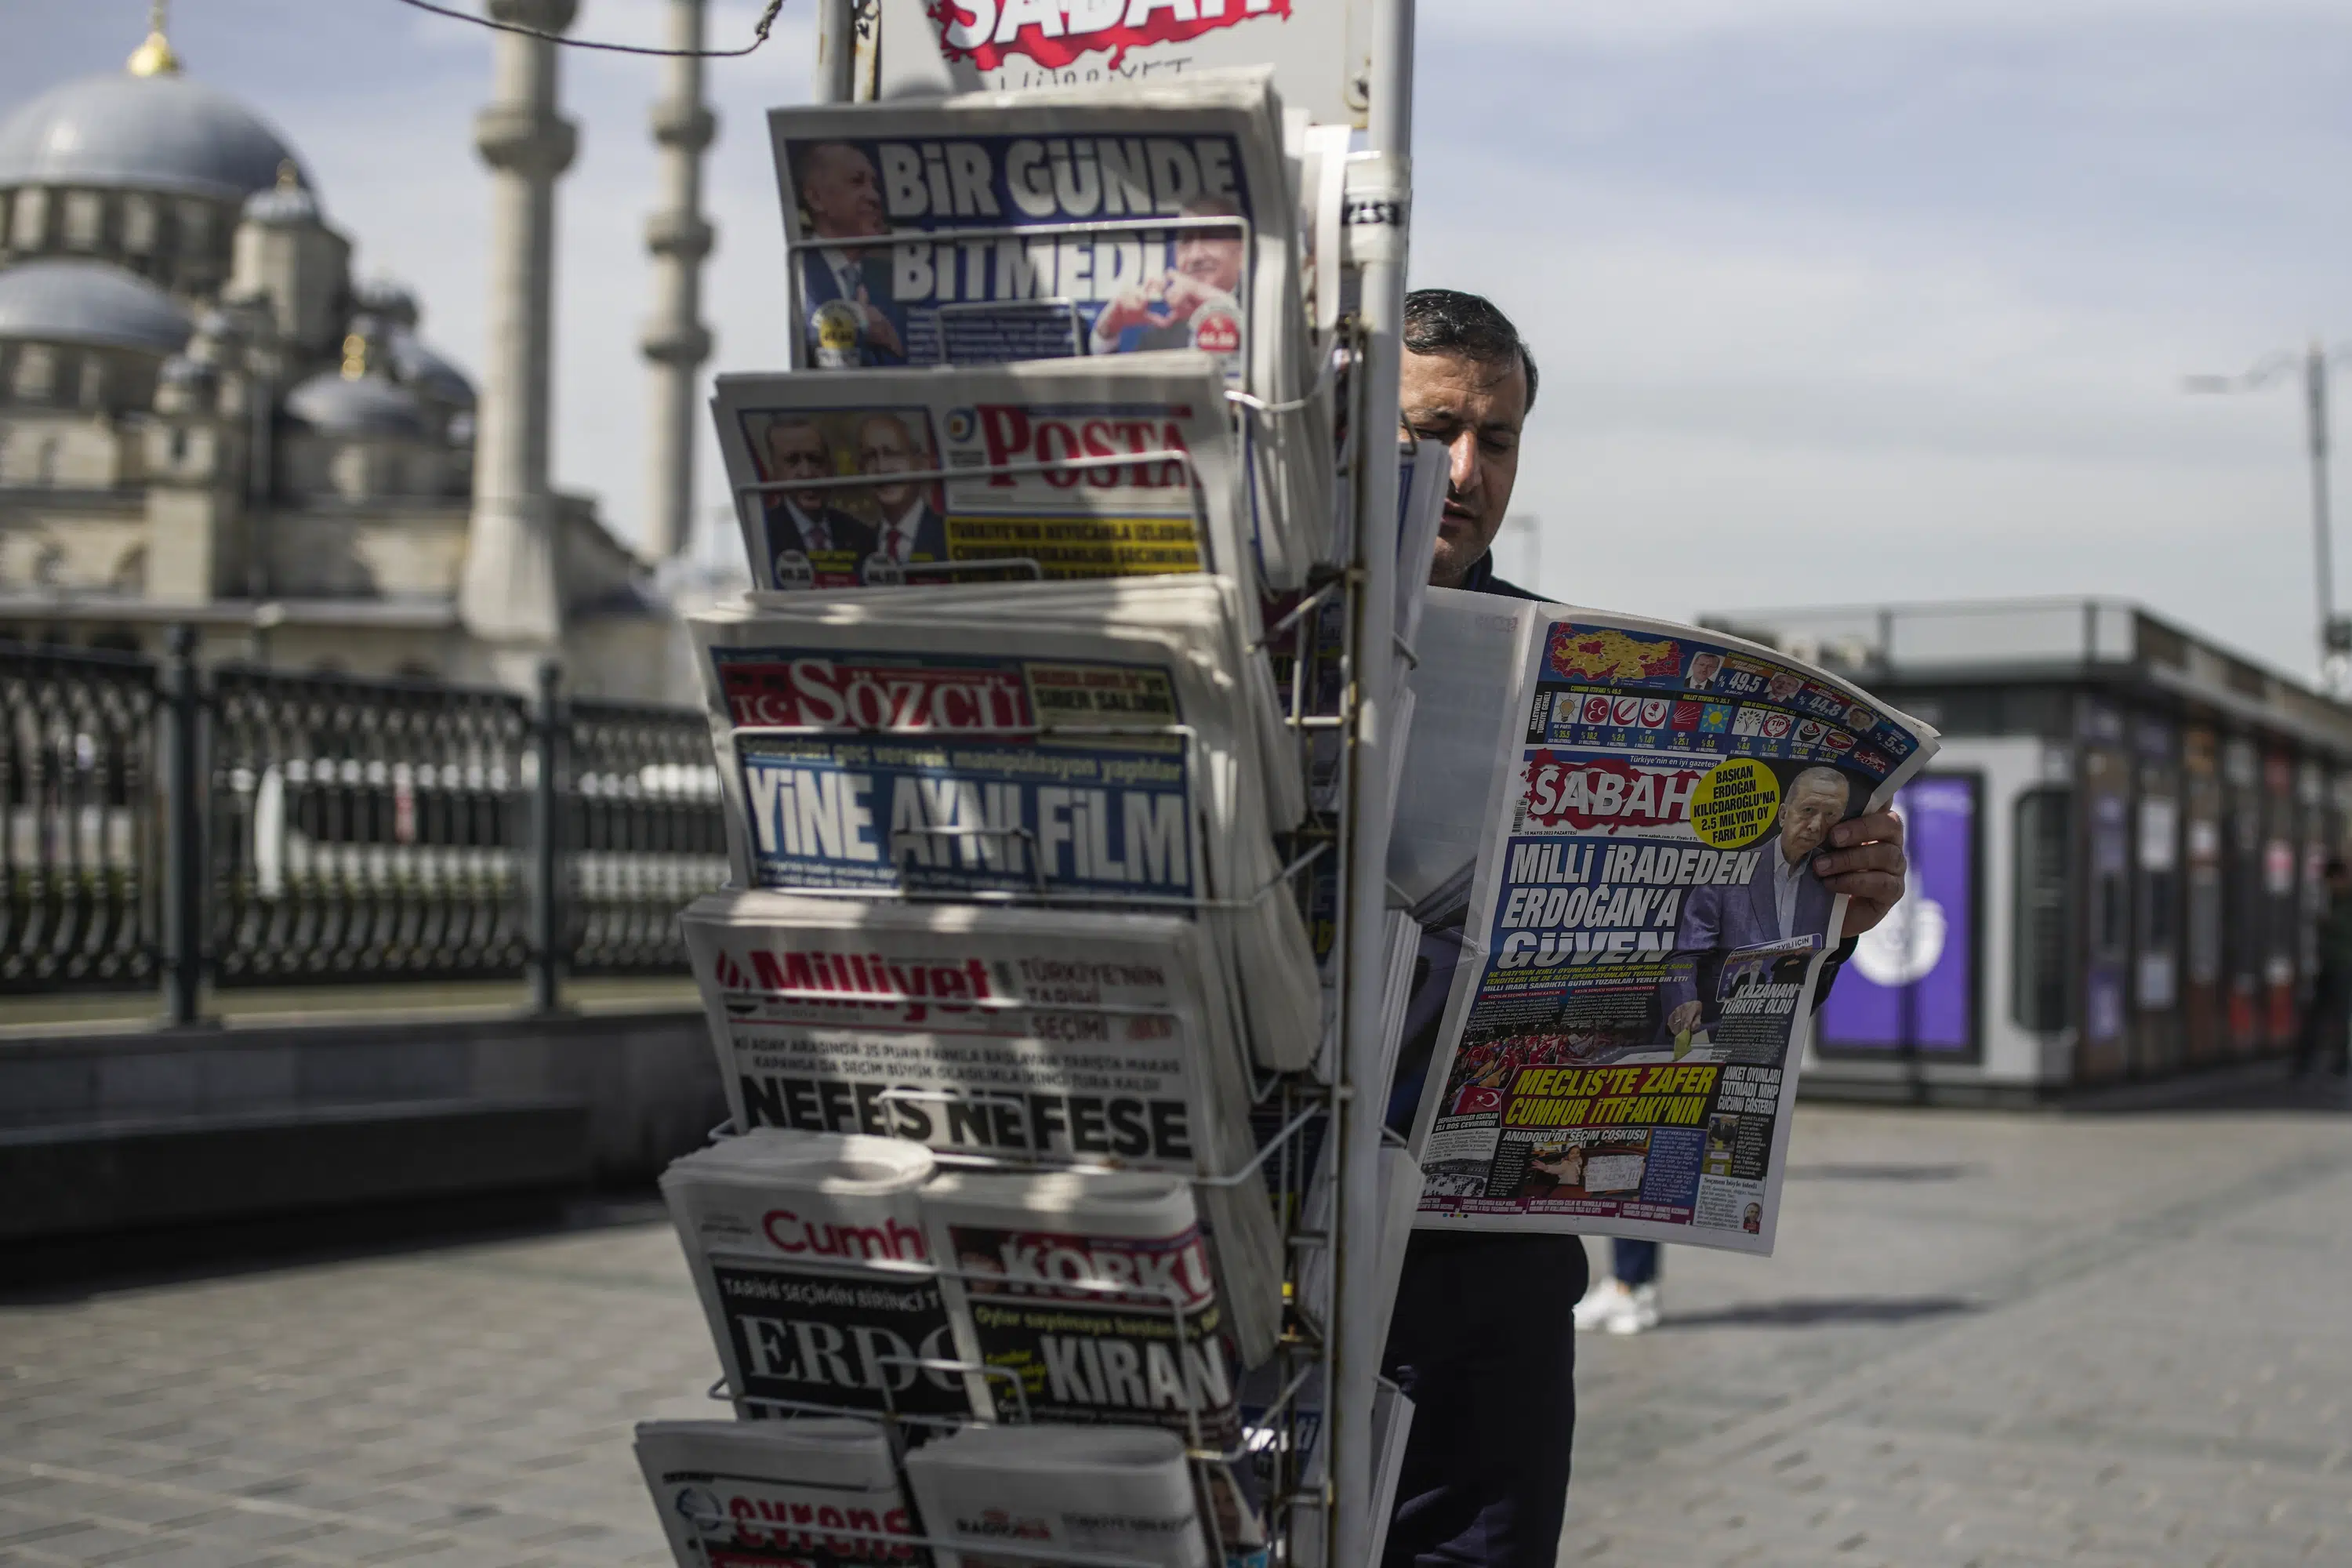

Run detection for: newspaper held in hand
[[924, 1169, 1241, 1446], [712, 354, 1249, 595], [682, 890, 1283, 1365], [688, 581, 1319, 1073], [765, 71, 1331, 587], [659, 1131, 984, 1422], [1403, 600, 1940, 1251], [903, 1425, 1210, 1568], [633, 1417, 923, 1568]]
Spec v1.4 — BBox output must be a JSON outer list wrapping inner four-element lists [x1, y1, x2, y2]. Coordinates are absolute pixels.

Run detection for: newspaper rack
[[671, 6, 1417, 1563]]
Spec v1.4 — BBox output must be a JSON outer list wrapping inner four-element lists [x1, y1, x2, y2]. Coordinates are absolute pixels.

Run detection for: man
[[793, 141, 906, 365], [760, 417, 876, 572], [2294, 856, 2352, 1080], [1381, 289, 1910, 1568], [1090, 198, 1247, 355], [857, 412, 950, 569]]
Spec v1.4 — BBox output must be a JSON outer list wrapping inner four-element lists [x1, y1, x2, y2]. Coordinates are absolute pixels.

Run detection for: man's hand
[[1093, 276, 1170, 339], [1666, 1000, 1703, 1035], [1813, 808, 1908, 940]]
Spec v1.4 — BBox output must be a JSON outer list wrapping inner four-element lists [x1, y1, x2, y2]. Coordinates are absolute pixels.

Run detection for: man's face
[[802, 144, 887, 241], [1400, 347, 1528, 588], [1777, 779, 1849, 865], [858, 417, 924, 514], [1174, 231, 1244, 296], [765, 422, 832, 508]]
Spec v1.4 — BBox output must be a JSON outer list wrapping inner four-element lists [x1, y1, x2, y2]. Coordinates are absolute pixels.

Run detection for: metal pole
[[812, 0, 855, 103], [161, 623, 207, 1028], [531, 658, 566, 1015], [1334, 2, 1414, 1563], [2307, 342, 2340, 687]]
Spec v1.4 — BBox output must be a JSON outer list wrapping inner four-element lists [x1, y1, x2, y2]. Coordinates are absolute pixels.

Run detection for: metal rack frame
[[695, 9, 1418, 1564]]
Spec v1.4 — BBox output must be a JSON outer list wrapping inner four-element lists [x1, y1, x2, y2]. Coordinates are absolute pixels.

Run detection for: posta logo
[[1522, 752, 1706, 833], [925, 0, 1293, 72], [975, 406, 1193, 490]]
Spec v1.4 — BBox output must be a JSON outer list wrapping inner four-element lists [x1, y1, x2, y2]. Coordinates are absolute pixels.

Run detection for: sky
[[9, 1, 2352, 680]]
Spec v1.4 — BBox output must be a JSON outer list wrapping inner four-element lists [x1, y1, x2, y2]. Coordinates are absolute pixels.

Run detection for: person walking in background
[[1573, 1240, 1662, 1336], [2294, 856, 2352, 1081]]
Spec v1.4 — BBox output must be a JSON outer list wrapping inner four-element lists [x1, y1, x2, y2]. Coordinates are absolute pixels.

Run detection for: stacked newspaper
[[765, 70, 1334, 586], [712, 354, 1253, 595], [660, 1131, 982, 1421], [904, 1425, 1211, 1568], [689, 580, 1318, 1073], [1397, 594, 1940, 1250], [681, 890, 1284, 1364], [633, 1418, 917, 1568], [924, 1169, 1241, 1446]]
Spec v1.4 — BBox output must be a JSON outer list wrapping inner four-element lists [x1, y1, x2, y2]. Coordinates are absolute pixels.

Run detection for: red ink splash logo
[[924, 0, 1294, 72]]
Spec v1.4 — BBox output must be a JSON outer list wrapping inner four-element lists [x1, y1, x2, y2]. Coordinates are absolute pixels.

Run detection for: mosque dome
[[0, 259, 192, 354], [390, 335, 476, 409], [0, 72, 311, 204], [285, 370, 432, 440]]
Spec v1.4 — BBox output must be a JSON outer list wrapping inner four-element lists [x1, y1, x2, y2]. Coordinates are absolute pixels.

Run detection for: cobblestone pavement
[[3, 1098, 2348, 1568], [1564, 1098, 2352, 1566]]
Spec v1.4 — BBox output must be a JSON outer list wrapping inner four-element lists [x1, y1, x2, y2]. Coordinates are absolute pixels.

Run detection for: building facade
[[0, 15, 678, 698], [1708, 599, 2352, 1102]]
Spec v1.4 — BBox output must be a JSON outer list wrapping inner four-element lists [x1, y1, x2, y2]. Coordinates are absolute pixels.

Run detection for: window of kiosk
[[2013, 787, 2073, 1032]]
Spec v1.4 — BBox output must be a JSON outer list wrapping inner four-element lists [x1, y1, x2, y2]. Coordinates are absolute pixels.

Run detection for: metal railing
[[0, 634, 728, 1014]]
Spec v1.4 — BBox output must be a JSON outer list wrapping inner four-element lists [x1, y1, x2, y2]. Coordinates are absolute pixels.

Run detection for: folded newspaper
[[765, 69, 1332, 586], [633, 1417, 918, 1568], [924, 1169, 1242, 1446], [1400, 596, 1940, 1250], [682, 889, 1283, 1364], [688, 581, 1319, 1072], [904, 1425, 1210, 1568], [660, 1131, 982, 1422], [711, 354, 1252, 594]]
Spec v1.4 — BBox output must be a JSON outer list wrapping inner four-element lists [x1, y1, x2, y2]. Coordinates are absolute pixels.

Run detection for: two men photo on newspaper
[[1380, 288, 1911, 1568]]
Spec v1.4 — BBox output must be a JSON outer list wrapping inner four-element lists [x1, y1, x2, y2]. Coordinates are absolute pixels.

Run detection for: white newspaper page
[[711, 354, 1247, 593], [1411, 610, 1940, 1252]]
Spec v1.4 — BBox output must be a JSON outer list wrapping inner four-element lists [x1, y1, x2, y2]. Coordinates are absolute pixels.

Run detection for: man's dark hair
[[1403, 288, 1538, 411], [2329, 856, 2348, 879]]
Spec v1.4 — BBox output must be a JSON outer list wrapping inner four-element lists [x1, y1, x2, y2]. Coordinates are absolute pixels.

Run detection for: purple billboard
[[1820, 774, 1979, 1056]]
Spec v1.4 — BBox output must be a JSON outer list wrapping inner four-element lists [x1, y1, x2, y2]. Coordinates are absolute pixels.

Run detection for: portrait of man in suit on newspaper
[[1088, 196, 1247, 356], [793, 140, 907, 366], [1662, 764, 1853, 1039], [758, 416, 877, 576], [856, 412, 950, 571]]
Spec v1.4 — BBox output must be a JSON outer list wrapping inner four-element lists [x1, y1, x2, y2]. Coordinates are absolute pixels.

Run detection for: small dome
[[352, 278, 419, 329], [284, 371, 430, 440], [0, 73, 310, 203], [390, 333, 475, 408], [0, 259, 192, 354], [241, 178, 320, 227]]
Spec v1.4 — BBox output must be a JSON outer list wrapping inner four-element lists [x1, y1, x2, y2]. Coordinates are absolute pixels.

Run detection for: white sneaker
[[1611, 1281, 1661, 1336], [1573, 1276, 1632, 1333]]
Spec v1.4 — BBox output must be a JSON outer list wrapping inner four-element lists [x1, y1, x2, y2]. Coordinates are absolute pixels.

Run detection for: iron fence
[[0, 644, 159, 993], [0, 635, 728, 1011]]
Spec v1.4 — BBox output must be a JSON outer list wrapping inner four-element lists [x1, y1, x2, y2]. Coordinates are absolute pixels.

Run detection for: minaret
[[459, 0, 579, 660], [641, 0, 715, 561]]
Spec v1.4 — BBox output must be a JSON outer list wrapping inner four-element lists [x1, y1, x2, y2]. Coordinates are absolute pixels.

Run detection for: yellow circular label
[[813, 298, 861, 352], [1689, 757, 1781, 849]]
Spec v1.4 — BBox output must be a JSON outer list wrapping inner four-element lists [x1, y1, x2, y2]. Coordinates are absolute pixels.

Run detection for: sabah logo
[[925, 0, 1295, 72]]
